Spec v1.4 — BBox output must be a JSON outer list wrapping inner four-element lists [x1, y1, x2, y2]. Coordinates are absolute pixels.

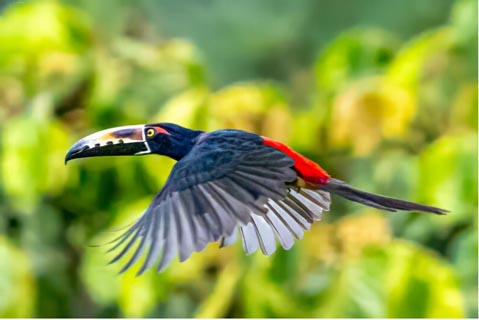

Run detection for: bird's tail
[[319, 178, 447, 215]]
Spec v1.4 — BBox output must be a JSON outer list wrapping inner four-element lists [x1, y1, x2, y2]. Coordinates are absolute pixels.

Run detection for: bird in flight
[[65, 123, 446, 275]]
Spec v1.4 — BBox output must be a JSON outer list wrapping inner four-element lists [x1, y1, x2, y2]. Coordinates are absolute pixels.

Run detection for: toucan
[[65, 123, 446, 275]]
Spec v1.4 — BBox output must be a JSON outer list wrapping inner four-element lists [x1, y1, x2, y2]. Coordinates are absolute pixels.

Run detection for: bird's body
[[65, 123, 446, 275]]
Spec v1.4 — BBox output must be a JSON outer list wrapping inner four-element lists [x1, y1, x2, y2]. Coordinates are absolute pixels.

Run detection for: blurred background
[[0, 0, 477, 317]]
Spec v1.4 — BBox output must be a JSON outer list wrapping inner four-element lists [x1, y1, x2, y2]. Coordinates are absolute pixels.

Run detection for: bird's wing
[[227, 188, 330, 255], [109, 130, 308, 275]]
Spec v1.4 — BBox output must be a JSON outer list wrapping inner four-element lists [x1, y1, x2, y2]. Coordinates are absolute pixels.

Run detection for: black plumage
[[65, 123, 446, 275]]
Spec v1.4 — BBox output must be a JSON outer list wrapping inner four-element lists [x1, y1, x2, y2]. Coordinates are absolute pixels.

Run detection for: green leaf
[[449, 227, 478, 317], [315, 28, 400, 93], [155, 82, 293, 142], [383, 241, 464, 317], [195, 264, 241, 318], [0, 236, 36, 317], [312, 241, 465, 317], [418, 133, 477, 225], [385, 27, 452, 93], [0, 1, 91, 66], [1, 96, 70, 213]]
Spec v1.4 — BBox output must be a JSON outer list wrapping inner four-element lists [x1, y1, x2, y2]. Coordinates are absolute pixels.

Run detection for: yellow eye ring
[[146, 128, 155, 137]]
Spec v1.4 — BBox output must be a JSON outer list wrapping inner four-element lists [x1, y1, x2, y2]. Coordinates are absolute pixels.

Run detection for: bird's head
[[65, 123, 202, 163]]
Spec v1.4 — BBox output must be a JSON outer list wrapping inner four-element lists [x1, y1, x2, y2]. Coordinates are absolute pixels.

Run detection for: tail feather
[[319, 178, 448, 215]]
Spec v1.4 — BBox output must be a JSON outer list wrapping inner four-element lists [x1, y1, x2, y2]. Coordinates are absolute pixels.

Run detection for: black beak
[[65, 125, 150, 163]]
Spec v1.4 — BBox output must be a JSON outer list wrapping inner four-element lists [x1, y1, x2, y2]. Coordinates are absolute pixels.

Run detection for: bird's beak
[[65, 125, 151, 163]]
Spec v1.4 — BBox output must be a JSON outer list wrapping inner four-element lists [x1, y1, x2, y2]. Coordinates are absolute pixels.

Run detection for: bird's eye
[[146, 128, 155, 137]]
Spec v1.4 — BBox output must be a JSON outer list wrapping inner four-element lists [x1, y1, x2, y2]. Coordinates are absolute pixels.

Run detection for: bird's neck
[[161, 125, 203, 161]]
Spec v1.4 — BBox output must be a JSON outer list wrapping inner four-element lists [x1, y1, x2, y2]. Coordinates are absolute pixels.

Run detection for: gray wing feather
[[157, 200, 178, 272], [240, 223, 260, 255], [137, 208, 163, 275], [251, 214, 277, 255], [237, 189, 331, 255], [219, 228, 238, 247], [263, 208, 295, 250]]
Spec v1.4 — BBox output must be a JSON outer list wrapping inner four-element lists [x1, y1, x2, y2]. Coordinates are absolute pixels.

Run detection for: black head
[[65, 123, 203, 163]]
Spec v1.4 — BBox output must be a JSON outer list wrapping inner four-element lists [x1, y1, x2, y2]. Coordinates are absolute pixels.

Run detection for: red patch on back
[[262, 137, 330, 184]]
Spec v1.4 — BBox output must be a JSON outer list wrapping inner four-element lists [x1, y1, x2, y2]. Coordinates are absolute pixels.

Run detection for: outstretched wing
[[221, 136, 332, 256], [109, 130, 302, 275], [222, 188, 330, 255]]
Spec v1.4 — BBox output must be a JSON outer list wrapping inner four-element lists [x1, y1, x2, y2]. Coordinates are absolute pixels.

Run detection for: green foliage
[[308, 240, 464, 318], [0, 0, 476, 317], [0, 236, 35, 317]]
